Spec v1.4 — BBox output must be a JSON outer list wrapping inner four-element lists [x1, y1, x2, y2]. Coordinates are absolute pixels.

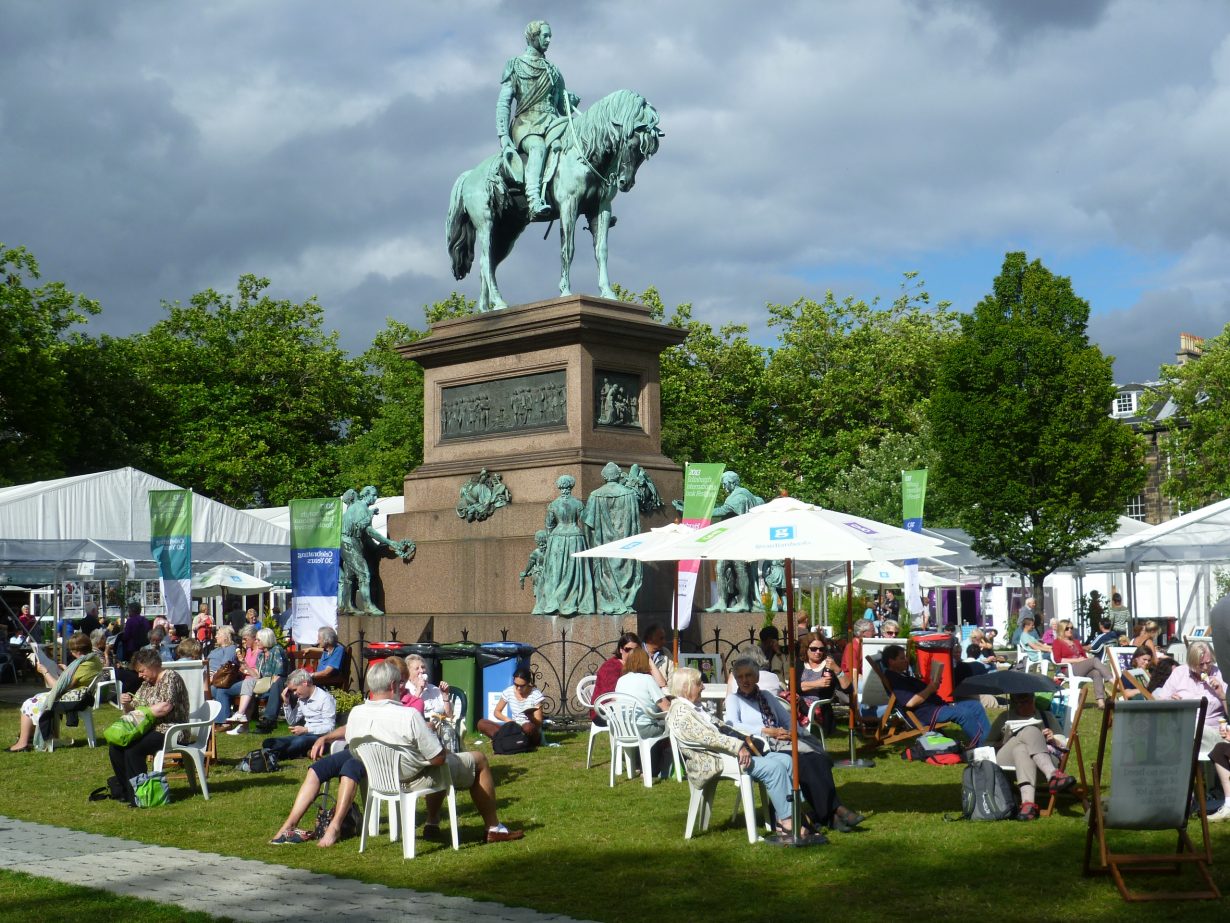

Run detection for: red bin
[[914, 632, 957, 703]]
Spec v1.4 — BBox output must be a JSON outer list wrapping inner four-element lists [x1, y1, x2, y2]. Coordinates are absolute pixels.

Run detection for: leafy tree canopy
[[0, 245, 100, 485], [1161, 324, 1230, 508], [929, 252, 1146, 599]]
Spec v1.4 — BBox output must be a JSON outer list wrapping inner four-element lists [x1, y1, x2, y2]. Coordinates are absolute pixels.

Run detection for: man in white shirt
[[261, 669, 337, 761]]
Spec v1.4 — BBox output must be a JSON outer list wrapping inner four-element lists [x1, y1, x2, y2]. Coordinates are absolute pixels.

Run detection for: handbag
[[103, 706, 156, 746], [253, 676, 274, 695], [211, 661, 241, 688]]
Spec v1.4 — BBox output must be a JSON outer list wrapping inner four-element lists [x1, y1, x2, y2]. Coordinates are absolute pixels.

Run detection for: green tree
[[929, 252, 1147, 608], [762, 275, 959, 502], [336, 318, 426, 495], [823, 427, 957, 526], [133, 275, 366, 506], [0, 244, 100, 484], [1161, 325, 1230, 508]]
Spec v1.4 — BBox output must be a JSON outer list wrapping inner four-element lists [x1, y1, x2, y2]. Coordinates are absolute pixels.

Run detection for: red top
[[592, 655, 623, 718], [1052, 637, 1086, 661]]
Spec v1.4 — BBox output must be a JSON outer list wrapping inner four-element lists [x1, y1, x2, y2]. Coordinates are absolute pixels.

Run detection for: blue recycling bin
[[477, 642, 535, 720]]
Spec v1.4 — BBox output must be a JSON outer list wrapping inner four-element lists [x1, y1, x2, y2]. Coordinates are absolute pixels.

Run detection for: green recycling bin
[[437, 642, 480, 738]]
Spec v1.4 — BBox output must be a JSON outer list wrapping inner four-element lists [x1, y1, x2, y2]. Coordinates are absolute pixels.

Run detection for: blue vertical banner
[[901, 469, 928, 622], [289, 497, 342, 645], [149, 489, 193, 627]]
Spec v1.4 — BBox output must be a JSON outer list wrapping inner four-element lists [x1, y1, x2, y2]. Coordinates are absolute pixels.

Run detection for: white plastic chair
[[673, 734, 772, 844], [1017, 645, 1049, 674], [595, 692, 675, 788], [448, 688, 468, 743], [576, 675, 610, 770], [153, 699, 223, 799], [44, 672, 103, 751], [93, 666, 120, 713], [352, 739, 459, 859]]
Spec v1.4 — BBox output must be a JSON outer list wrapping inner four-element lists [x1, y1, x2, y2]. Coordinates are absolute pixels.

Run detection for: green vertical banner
[[149, 489, 193, 628], [677, 463, 726, 630], [289, 497, 343, 646], [901, 469, 929, 621]]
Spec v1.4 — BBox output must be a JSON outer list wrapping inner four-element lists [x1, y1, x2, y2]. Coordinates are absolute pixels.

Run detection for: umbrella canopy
[[830, 561, 963, 590], [572, 522, 696, 560], [191, 564, 272, 598], [627, 496, 953, 564], [953, 670, 1057, 697]]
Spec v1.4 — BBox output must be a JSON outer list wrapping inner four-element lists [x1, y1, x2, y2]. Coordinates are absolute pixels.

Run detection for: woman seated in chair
[[1017, 617, 1050, 664], [478, 667, 543, 748], [207, 626, 243, 720], [1120, 645, 1155, 699], [988, 692, 1076, 821], [223, 628, 288, 735], [797, 633, 836, 735], [1205, 723, 1230, 823], [1129, 619, 1162, 658], [614, 647, 672, 776], [666, 667, 795, 836], [723, 655, 864, 833], [1155, 640, 1226, 756], [108, 649, 189, 802], [8, 633, 101, 752], [1051, 619, 1112, 709], [402, 654, 453, 735]]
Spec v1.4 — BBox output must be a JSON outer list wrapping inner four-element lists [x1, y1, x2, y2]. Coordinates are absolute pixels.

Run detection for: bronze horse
[[447, 89, 662, 311]]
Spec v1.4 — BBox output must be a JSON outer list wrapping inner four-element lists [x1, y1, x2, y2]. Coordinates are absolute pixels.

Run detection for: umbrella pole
[[672, 563, 679, 666], [837, 559, 874, 769], [764, 557, 827, 847]]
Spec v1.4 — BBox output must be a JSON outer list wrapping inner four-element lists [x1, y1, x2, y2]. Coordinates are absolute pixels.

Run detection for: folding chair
[[866, 657, 958, 748], [1041, 685, 1089, 817], [1105, 646, 1139, 700], [1083, 698, 1219, 902], [1120, 670, 1154, 701]]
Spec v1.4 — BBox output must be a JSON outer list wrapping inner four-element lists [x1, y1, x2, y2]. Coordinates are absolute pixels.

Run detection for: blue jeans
[[212, 682, 241, 719], [260, 677, 286, 721], [922, 700, 990, 746], [747, 751, 793, 820], [262, 733, 321, 760]]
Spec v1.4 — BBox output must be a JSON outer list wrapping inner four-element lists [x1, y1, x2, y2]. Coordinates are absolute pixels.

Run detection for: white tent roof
[[0, 467, 288, 544], [1101, 497, 1230, 566], [246, 495, 403, 535]]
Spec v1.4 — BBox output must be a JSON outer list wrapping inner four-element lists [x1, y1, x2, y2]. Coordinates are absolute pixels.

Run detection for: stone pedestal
[[378, 294, 686, 644]]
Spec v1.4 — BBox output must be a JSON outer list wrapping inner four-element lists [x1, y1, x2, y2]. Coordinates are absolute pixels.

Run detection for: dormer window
[[1112, 391, 1137, 417]]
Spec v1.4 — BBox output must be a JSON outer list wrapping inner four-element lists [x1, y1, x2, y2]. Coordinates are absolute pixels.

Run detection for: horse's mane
[[569, 89, 660, 164]]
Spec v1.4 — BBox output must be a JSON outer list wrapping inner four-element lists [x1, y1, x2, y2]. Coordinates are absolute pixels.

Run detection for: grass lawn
[[0, 868, 228, 922], [0, 702, 1224, 922]]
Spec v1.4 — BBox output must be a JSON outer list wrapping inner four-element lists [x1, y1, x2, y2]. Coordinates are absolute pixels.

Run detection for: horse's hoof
[[599, 287, 616, 299]]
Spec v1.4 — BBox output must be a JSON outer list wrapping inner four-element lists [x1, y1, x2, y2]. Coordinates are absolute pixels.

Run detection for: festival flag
[[289, 497, 343, 645], [901, 469, 929, 620], [149, 489, 192, 627], [677, 463, 726, 630]]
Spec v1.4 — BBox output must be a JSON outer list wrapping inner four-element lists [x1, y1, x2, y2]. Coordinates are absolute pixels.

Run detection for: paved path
[[0, 816, 593, 923]]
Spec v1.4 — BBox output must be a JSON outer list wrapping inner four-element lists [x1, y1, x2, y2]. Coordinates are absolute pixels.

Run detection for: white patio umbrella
[[828, 560, 962, 590], [579, 495, 953, 843], [191, 564, 272, 598]]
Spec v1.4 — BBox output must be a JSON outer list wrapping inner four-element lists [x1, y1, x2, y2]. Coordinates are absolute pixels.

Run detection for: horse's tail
[[446, 170, 475, 281]]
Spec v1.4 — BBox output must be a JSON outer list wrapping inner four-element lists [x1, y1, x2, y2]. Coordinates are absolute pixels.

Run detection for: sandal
[[1048, 771, 1076, 795], [1017, 802, 1040, 821], [269, 829, 313, 845]]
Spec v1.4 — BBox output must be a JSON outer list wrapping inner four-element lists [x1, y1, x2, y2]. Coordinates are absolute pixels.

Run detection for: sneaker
[[225, 723, 248, 735], [1016, 802, 1040, 821], [1208, 804, 1230, 823]]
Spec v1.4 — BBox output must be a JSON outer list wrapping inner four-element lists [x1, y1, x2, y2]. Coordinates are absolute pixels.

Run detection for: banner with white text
[[289, 497, 342, 645], [677, 463, 726, 632], [149, 489, 193, 627], [901, 469, 929, 620]]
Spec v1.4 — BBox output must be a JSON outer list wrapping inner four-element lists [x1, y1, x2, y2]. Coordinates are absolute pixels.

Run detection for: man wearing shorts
[[271, 659, 523, 847]]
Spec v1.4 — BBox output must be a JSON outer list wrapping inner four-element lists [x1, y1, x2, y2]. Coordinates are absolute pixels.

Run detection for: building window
[[1112, 391, 1137, 417], [1124, 493, 1147, 522]]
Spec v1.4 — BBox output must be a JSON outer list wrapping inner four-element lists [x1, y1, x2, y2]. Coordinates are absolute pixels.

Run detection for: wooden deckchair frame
[[1083, 698, 1219, 902], [1041, 685, 1089, 817], [865, 657, 959, 748]]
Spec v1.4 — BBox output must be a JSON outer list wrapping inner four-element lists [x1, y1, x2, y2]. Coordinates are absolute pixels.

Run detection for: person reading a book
[[987, 692, 1076, 820], [9, 633, 101, 751]]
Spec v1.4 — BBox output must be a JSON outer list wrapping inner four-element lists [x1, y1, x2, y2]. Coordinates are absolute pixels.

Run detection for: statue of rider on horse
[[447, 20, 663, 312]]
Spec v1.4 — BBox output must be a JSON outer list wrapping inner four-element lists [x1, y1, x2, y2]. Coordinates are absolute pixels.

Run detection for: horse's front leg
[[592, 194, 616, 299], [558, 195, 578, 297], [475, 222, 506, 311]]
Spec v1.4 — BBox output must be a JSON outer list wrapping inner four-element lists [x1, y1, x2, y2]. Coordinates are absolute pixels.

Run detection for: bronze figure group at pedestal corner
[[520, 462, 664, 617]]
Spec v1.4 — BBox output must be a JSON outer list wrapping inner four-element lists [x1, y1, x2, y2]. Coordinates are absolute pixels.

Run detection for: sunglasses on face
[[808, 646, 824, 652], [621, 645, 637, 653], [513, 681, 532, 690]]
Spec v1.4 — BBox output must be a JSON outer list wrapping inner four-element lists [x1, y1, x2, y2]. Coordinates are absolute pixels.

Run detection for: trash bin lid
[[437, 642, 481, 659]]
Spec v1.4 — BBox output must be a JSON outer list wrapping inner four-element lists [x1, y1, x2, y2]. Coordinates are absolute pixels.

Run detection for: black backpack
[[491, 722, 531, 754], [958, 759, 1016, 820], [238, 748, 280, 773]]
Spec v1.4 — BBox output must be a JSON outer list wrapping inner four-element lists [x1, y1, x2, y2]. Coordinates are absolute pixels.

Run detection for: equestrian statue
[[446, 20, 663, 312]]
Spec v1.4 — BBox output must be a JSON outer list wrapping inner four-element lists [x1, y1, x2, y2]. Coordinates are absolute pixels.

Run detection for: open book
[[1003, 717, 1042, 733]]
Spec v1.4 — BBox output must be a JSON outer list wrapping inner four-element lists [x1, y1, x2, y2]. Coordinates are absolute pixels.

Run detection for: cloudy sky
[[5, 0, 1230, 382]]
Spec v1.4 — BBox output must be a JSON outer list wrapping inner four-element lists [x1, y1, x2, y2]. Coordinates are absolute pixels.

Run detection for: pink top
[[1156, 665, 1226, 726]]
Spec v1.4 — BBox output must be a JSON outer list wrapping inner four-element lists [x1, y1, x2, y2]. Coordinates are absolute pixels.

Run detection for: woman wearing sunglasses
[[797, 633, 836, 735], [479, 667, 543, 748]]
